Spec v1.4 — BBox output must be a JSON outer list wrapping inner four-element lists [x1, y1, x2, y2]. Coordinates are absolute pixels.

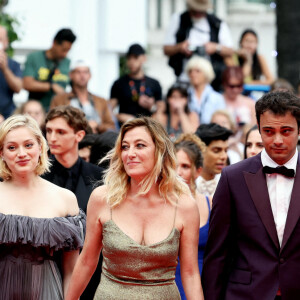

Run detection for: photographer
[[163, 0, 234, 91]]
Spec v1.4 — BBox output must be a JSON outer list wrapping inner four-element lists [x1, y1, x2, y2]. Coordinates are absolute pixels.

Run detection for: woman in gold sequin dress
[[66, 117, 204, 300]]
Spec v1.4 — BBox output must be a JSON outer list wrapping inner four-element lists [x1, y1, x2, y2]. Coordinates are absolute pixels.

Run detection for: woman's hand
[[171, 99, 186, 114], [178, 194, 204, 300], [65, 186, 107, 300], [237, 48, 253, 64]]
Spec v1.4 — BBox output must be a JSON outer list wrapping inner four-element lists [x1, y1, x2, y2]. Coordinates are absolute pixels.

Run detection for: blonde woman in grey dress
[[0, 115, 85, 300], [66, 117, 204, 300]]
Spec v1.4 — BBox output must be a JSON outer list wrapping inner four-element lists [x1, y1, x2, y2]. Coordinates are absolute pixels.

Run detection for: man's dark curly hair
[[45, 105, 91, 133], [255, 91, 300, 129], [195, 123, 232, 146]]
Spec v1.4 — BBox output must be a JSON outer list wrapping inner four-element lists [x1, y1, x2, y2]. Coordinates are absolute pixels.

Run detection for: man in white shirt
[[202, 91, 300, 300], [163, 0, 234, 91]]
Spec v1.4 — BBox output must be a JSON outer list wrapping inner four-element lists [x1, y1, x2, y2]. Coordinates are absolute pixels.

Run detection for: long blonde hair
[[102, 117, 190, 207]]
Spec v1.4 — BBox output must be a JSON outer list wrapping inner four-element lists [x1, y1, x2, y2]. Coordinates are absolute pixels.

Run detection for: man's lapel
[[281, 155, 300, 252], [74, 175, 91, 213], [243, 157, 280, 249]]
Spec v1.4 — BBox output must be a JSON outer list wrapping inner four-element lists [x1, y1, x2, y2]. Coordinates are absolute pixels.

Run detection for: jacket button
[[279, 258, 285, 263]]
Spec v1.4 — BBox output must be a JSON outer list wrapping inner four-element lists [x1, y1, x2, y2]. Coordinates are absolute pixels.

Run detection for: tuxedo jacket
[[202, 153, 300, 300], [42, 157, 104, 213]]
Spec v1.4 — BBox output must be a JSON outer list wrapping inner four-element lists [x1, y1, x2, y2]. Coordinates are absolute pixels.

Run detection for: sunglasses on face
[[226, 84, 243, 89]]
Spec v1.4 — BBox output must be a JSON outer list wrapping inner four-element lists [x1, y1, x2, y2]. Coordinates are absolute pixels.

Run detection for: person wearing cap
[[23, 28, 76, 111], [164, 0, 234, 91], [110, 43, 164, 126], [50, 60, 115, 133], [0, 25, 22, 119]]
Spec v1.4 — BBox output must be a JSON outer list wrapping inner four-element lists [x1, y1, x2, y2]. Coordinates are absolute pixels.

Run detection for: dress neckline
[[0, 211, 81, 220], [104, 219, 180, 248], [199, 195, 211, 229]]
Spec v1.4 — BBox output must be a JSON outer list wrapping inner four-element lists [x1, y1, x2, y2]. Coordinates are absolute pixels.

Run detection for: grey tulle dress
[[0, 210, 86, 300]]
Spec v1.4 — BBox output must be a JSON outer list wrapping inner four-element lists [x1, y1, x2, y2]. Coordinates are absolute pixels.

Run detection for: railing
[[228, 0, 273, 4], [227, 0, 275, 12], [243, 84, 271, 101]]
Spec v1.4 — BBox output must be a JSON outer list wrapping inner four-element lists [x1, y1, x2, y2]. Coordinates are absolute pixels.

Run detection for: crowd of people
[[1, 0, 300, 299]]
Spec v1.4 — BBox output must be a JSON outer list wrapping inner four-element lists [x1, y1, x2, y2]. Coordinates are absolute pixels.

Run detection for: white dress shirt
[[196, 174, 221, 197], [261, 148, 298, 246]]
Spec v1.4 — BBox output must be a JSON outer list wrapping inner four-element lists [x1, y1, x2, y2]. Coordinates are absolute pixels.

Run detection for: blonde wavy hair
[[102, 117, 190, 207], [174, 133, 206, 196], [0, 114, 51, 181]]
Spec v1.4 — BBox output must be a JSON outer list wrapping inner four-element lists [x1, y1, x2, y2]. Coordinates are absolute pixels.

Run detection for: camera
[[188, 45, 206, 57]]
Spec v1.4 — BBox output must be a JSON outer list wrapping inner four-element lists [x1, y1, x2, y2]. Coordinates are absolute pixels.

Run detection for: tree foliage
[[0, 0, 20, 56]]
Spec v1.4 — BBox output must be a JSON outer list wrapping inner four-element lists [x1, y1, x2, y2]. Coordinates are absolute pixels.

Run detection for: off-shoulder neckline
[[0, 210, 83, 220]]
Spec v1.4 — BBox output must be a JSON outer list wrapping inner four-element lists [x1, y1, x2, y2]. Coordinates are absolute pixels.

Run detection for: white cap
[[70, 59, 91, 71]]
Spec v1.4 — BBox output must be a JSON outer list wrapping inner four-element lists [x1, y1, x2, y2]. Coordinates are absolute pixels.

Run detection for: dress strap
[[172, 199, 178, 228], [110, 208, 112, 220], [205, 196, 211, 215]]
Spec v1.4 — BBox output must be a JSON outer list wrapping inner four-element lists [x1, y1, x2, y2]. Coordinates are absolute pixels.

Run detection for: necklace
[[129, 77, 146, 102]]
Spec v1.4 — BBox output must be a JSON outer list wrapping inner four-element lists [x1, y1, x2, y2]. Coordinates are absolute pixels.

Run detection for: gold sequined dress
[[94, 218, 181, 300]]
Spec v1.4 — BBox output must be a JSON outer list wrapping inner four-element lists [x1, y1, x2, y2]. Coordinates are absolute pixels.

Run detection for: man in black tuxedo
[[202, 91, 300, 300], [43, 105, 103, 299], [43, 105, 103, 212]]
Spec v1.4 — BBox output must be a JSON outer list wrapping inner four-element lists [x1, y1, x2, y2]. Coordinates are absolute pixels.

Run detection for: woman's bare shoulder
[[176, 193, 200, 229], [87, 185, 111, 223], [153, 113, 167, 127], [177, 193, 199, 213], [257, 53, 266, 62], [0, 182, 9, 203], [89, 185, 108, 204], [87, 186, 109, 211], [40, 178, 79, 216], [257, 54, 271, 70]]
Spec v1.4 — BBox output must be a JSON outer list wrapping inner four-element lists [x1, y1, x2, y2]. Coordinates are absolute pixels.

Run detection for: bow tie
[[263, 166, 295, 178], [197, 177, 217, 196]]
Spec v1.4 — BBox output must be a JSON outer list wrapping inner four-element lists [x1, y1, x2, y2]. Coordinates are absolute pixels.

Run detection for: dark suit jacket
[[42, 156, 103, 213], [202, 153, 300, 300]]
